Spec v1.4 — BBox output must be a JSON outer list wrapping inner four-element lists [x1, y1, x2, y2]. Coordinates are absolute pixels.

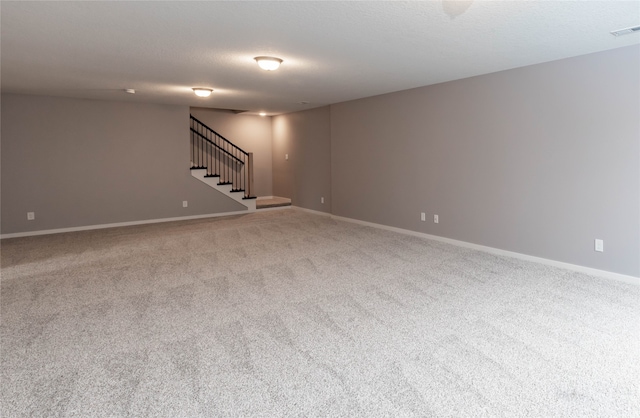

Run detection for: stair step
[[243, 196, 257, 200], [230, 189, 245, 193], [204, 174, 220, 178], [256, 197, 291, 209], [217, 182, 233, 186], [190, 166, 207, 170]]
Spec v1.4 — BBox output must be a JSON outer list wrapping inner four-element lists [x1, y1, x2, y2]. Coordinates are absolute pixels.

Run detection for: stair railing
[[190, 115, 255, 199]]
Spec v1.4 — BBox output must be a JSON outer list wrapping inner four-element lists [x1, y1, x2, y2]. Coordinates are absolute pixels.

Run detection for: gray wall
[[1, 94, 245, 234], [272, 106, 332, 212], [3, 46, 637, 277], [329, 46, 639, 277], [189, 108, 273, 197]]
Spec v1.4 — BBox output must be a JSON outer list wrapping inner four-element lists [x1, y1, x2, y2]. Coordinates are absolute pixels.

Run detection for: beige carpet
[[1, 209, 638, 417]]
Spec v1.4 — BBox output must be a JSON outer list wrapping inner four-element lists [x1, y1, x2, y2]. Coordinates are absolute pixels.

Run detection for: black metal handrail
[[190, 128, 245, 165], [189, 115, 254, 199], [190, 115, 249, 156]]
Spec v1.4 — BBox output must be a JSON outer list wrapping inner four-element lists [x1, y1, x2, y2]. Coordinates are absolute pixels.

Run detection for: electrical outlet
[[182, 201, 188, 208], [285, 154, 289, 160], [27, 212, 35, 221], [434, 214, 439, 224], [595, 239, 604, 252], [420, 212, 426, 222], [321, 197, 324, 204]]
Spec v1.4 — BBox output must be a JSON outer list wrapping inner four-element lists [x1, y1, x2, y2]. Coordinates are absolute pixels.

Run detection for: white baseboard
[[0, 210, 253, 239], [256, 196, 275, 200], [4, 207, 637, 285], [330, 214, 639, 286]]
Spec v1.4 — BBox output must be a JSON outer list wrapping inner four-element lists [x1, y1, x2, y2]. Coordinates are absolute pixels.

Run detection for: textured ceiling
[[1, 1, 639, 115]]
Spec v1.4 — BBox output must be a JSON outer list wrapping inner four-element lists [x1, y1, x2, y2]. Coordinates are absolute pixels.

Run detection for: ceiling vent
[[610, 25, 640, 36]]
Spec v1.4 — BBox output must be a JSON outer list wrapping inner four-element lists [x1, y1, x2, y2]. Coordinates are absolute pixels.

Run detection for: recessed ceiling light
[[259, 112, 267, 117], [124, 89, 135, 94], [611, 25, 640, 36], [254, 56, 283, 71], [192, 88, 213, 97]]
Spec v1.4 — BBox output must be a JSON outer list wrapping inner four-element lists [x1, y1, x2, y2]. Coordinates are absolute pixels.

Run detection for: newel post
[[247, 152, 255, 198]]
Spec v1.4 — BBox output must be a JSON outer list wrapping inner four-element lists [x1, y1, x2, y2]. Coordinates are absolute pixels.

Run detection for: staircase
[[190, 115, 256, 211]]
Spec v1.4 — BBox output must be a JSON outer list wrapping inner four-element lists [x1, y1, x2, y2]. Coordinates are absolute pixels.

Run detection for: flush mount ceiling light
[[192, 88, 213, 97], [611, 25, 640, 36], [254, 56, 283, 71], [259, 112, 267, 117], [124, 88, 135, 94]]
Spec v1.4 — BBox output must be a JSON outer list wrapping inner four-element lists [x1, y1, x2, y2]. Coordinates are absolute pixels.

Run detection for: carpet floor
[[1, 209, 638, 417]]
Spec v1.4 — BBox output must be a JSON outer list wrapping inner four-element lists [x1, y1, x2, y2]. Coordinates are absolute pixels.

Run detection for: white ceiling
[[1, 1, 639, 115]]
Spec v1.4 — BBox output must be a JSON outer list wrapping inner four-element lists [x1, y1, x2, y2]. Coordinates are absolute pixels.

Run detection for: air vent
[[611, 25, 640, 36]]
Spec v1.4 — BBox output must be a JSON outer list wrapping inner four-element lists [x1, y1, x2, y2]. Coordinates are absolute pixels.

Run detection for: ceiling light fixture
[[254, 56, 283, 71], [124, 89, 135, 94], [192, 88, 213, 97], [259, 112, 267, 117], [611, 25, 640, 36]]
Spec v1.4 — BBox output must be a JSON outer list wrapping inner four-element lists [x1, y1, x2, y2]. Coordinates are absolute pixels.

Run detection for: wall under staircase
[[190, 168, 256, 211]]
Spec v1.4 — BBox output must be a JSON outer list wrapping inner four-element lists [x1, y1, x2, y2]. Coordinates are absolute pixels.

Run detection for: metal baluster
[[200, 122, 207, 167], [202, 124, 205, 169]]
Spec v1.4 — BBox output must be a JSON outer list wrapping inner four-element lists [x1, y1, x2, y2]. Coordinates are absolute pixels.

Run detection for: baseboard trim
[[0, 210, 253, 239], [4, 208, 637, 285], [292, 206, 332, 217], [330, 214, 639, 286], [256, 196, 275, 200]]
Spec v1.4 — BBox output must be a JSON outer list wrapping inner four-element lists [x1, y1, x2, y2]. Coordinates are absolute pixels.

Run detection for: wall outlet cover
[[595, 239, 604, 252]]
